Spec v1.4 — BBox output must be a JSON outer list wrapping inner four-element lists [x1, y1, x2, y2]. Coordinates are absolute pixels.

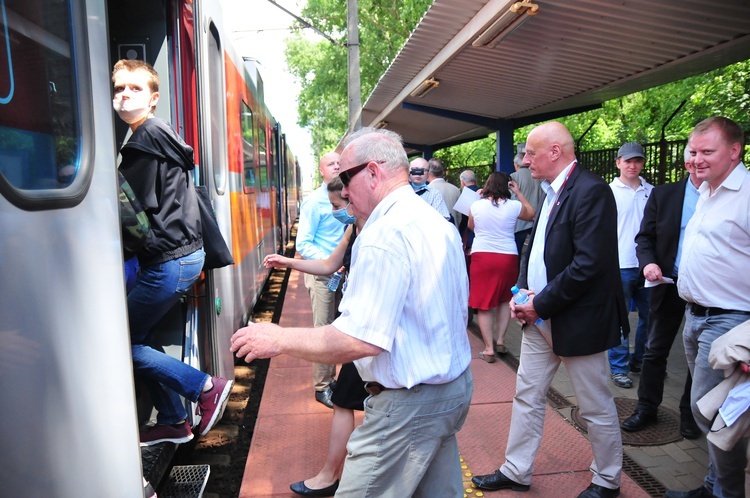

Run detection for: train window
[[258, 122, 267, 191], [0, 0, 90, 208], [207, 23, 226, 194], [241, 102, 254, 192]]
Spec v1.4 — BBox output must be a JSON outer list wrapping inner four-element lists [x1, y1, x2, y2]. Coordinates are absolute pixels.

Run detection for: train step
[[159, 464, 210, 498]]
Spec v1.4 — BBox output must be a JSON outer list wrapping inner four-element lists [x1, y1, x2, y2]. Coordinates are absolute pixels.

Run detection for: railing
[[445, 135, 749, 189], [578, 139, 689, 186]]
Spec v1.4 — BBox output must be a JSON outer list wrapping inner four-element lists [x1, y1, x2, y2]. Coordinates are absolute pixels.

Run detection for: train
[[0, 0, 301, 495]]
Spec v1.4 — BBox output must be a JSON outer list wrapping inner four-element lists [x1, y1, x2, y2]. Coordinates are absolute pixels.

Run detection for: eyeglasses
[[340, 161, 383, 187]]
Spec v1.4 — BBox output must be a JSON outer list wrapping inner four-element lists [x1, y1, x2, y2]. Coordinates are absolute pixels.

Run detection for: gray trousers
[[501, 323, 623, 489], [336, 368, 473, 497]]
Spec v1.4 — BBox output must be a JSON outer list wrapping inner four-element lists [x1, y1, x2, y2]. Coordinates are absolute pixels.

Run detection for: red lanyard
[[548, 161, 576, 218]]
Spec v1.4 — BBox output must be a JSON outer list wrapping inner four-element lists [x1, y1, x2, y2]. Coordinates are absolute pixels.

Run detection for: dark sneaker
[[629, 361, 642, 373], [197, 377, 233, 436], [611, 373, 633, 388], [140, 420, 194, 447]]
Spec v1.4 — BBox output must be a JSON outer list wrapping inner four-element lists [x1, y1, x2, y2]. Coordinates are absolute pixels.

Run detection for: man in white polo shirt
[[232, 127, 473, 497], [608, 142, 653, 389]]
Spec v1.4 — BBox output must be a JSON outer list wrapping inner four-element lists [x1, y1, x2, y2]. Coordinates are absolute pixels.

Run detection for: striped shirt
[[332, 185, 471, 388]]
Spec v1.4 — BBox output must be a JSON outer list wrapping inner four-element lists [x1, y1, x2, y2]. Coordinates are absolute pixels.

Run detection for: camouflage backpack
[[118, 171, 150, 258]]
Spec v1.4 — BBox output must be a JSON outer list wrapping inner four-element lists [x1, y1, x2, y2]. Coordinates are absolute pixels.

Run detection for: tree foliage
[[285, 0, 431, 157]]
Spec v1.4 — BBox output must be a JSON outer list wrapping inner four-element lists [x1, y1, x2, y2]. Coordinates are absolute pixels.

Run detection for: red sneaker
[[196, 377, 233, 436], [139, 420, 193, 447]]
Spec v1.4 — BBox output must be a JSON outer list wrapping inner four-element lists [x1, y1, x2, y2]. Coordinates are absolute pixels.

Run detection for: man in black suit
[[620, 148, 701, 438], [472, 122, 628, 498]]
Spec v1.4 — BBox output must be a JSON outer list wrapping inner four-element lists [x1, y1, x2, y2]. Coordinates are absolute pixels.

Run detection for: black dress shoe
[[680, 413, 702, 439], [471, 469, 530, 491], [577, 483, 620, 498], [290, 479, 339, 497], [664, 485, 713, 497], [621, 410, 657, 432], [314, 388, 334, 409]]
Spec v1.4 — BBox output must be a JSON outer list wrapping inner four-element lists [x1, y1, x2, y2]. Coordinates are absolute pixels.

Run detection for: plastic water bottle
[[327, 271, 343, 292], [510, 286, 543, 325]]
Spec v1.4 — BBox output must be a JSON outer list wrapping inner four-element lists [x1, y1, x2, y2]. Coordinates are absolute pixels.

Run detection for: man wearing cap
[[607, 142, 653, 389]]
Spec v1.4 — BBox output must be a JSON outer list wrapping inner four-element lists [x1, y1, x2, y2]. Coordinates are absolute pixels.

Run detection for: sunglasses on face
[[410, 168, 425, 175], [340, 161, 384, 187]]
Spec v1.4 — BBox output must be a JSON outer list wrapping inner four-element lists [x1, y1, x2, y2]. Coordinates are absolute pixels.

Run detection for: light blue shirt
[[674, 178, 700, 275], [296, 184, 345, 261]]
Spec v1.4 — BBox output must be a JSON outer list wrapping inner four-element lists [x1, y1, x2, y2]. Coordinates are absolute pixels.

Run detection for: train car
[[0, 0, 301, 496]]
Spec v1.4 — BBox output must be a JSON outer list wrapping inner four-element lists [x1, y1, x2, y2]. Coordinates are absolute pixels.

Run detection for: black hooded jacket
[[119, 117, 202, 266]]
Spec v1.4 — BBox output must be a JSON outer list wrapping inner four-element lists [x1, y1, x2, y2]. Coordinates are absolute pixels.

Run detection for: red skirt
[[469, 252, 519, 310]]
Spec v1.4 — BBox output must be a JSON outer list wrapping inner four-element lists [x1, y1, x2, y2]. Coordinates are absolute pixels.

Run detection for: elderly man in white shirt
[[668, 116, 750, 498], [232, 127, 473, 497]]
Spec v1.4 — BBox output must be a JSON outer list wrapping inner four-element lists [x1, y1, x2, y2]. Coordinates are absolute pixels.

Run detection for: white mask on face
[[113, 93, 154, 125]]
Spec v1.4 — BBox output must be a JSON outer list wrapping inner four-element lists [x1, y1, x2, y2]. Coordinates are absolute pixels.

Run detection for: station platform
[[239, 262, 708, 497]]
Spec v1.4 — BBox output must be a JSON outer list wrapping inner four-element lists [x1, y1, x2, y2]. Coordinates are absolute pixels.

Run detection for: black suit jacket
[[519, 165, 628, 357], [635, 178, 688, 312]]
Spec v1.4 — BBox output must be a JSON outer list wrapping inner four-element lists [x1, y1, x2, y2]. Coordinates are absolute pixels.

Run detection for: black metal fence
[[445, 135, 749, 189], [578, 138, 689, 185]]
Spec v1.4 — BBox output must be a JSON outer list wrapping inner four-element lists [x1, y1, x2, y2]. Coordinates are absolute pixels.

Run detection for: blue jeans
[[683, 309, 749, 498], [128, 249, 208, 425], [608, 267, 650, 374]]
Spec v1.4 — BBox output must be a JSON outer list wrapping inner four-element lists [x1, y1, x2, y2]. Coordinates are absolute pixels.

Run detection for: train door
[[192, 0, 235, 380], [0, 0, 142, 495]]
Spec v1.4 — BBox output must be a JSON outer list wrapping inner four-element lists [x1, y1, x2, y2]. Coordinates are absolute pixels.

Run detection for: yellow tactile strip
[[461, 454, 486, 497]]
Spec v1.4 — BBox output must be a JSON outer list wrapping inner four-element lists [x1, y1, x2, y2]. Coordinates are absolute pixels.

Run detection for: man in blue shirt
[[296, 151, 346, 407]]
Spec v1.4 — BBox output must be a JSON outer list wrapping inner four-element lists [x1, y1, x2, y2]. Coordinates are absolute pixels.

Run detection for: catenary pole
[[347, 0, 362, 132]]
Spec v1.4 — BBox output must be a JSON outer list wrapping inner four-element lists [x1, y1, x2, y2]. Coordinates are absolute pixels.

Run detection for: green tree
[[285, 0, 431, 158]]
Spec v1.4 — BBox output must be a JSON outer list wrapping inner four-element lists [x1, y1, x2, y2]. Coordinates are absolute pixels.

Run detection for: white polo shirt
[[610, 177, 653, 269]]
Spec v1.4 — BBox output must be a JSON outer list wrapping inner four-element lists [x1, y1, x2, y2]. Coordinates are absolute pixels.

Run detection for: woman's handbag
[[195, 185, 235, 270]]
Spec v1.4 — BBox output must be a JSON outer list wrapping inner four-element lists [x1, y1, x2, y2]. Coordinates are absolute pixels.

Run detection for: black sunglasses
[[340, 161, 384, 187]]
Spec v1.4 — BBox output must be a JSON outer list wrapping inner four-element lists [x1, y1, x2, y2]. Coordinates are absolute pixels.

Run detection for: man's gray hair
[[342, 127, 409, 173], [513, 153, 525, 167], [428, 157, 445, 177], [460, 170, 476, 184]]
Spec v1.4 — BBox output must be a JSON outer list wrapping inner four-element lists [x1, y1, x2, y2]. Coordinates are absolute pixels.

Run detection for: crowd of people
[[231, 116, 750, 498], [115, 64, 748, 497]]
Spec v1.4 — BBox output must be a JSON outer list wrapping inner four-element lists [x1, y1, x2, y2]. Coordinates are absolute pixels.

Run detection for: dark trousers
[[635, 282, 692, 416]]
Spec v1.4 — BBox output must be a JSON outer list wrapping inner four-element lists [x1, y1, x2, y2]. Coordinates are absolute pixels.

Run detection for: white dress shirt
[[610, 177, 653, 268], [678, 163, 750, 310], [332, 185, 471, 388], [527, 162, 575, 295]]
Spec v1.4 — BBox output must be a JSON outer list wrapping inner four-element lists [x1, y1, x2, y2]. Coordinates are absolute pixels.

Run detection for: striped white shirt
[[332, 185, 471, 388]]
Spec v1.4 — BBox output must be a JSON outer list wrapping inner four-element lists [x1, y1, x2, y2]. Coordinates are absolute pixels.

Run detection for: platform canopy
[[359, 0, 750, 153]]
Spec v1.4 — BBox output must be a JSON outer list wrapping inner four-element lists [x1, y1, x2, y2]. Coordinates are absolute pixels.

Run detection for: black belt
[[688, 303, 750, 317], [364, 382, 410, 396], [365, 382, 394, 395]]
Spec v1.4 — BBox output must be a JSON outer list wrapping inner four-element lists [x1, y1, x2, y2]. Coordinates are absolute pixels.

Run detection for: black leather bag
[[195, 185, 234, 270]]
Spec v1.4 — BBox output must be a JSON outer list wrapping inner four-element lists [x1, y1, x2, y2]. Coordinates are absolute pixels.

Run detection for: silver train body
[[0, 0, 300, 495]]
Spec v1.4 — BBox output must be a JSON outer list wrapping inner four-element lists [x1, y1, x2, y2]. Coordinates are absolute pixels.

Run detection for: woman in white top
[[468, 172, 535, 362]]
